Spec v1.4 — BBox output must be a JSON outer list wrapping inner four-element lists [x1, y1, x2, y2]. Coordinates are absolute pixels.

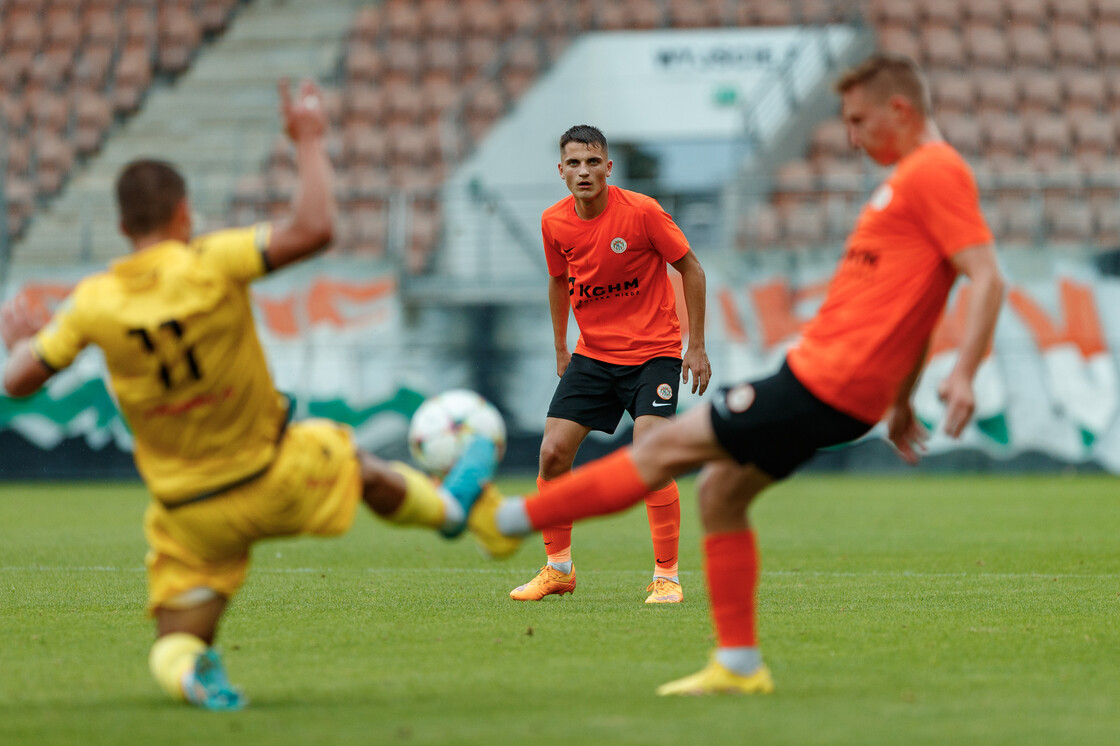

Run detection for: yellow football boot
[[656, 659, 774, 696], [467, 484, 523, 559]]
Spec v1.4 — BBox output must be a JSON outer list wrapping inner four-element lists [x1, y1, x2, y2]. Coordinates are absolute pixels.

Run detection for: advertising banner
[[3, 258, 1118, 474]]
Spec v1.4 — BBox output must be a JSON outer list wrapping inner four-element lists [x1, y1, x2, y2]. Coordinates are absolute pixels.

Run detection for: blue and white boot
[[438, 437, 498, 538], [185, 648, 247, 712]]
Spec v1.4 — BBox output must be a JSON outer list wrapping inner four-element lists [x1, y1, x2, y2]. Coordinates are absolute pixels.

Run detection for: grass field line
[[3, 565, 1118, 580]]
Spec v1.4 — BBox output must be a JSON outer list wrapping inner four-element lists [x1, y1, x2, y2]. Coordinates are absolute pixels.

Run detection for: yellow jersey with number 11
[[32, 225, 290, 505]]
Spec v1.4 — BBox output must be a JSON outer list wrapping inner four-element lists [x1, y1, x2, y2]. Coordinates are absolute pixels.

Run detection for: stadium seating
[[233, 0, 1114, 263], [749, 0, 1120, 254], [0, 0, 242, 241], [5, 0, 1112, 267], [225, 0, 864, 269]]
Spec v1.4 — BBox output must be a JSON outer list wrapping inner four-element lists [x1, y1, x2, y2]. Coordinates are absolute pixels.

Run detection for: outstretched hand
[[0, 293, 50, 352], [886, 401, 928, 465], [278, 77, 327, 142]]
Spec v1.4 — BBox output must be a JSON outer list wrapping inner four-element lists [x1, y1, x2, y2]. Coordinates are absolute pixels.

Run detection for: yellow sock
[[149, 632, 206, 702], [386, 462, 459, 530]]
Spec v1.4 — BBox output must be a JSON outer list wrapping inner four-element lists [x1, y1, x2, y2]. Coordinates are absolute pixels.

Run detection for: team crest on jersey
[[869, 184, 893, 211], [725, 383, 755, 413], [610, 237, 627, 254], [656, 383, 673, 400]]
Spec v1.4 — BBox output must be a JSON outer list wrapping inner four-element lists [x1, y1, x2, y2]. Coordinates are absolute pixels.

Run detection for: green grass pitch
[[1, 474, 1119, 745]]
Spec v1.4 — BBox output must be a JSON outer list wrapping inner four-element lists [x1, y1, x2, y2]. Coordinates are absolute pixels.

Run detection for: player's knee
[[697, 490, 737, 529], [163, 586, 221, 610], [358, 453, 404, 512], [695, 464, 718, 499], [696, 464, 754, 525], [538, 440, 577, 479], [358, 451, 393, 489]]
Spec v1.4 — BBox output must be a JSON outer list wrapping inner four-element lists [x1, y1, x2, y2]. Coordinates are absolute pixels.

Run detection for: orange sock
[[524, 448, 652, 530], [646, 481, 680, 577], [538, 476, 573, 563], [704, 530, 759, 648]]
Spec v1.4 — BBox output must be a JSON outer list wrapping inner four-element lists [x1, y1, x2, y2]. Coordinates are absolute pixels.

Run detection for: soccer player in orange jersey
[[508, 125, 711, 604], [474, 53, 1006, 693], [0, 79, 503, 710]]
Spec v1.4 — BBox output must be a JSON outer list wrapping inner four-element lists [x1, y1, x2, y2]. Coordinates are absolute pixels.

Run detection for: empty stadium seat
[[1071, 113, 1115, 163], [1095, 22, 1120, 65], [966, 24, 1010, 68], [1063, 69, 1107, 113], [668, 0, 721, 29], [877, 25, 922, 61], [1019, 71, 1062, 115], [983, 114, 1028, 163], [1098, 0, 1120, 23], [925, 26, 968, 69], [869, 0, 921, 26], [1052, 23, 1096, 68], [158, 7, 203, 74], [351, 5, 381, 42], [1028, 116, 1072, 167], [1009, 25, 1052, 67], [932, 71, 975, 115], [919, 0, 962, 28], [384, 1, 423, 39], [994, 195, 1043, 248], [939, 113, 984, 157], [1005, 0, 1048, 26], [966, 0, 1006, 25], [1092, 199, 1120, 247], [74, 91, 114, 156], [974, 70, 1019, 116], [1053, 0, 1093, 24], [1048, 197, 1095, 248]]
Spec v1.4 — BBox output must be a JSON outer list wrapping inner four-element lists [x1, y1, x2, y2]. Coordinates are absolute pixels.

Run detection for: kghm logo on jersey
[[656, 383, 673, 400], [610, 237, 627, 254]]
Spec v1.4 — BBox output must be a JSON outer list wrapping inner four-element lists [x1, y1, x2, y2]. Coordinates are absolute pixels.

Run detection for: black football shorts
[[547, 354, 682, 434], [709, 360, 873, 479]]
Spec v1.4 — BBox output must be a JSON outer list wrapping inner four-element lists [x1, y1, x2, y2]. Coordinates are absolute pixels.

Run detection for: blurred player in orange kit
[[0, 78, 503, 711], [474, 53, 1005, 694], [508, 125, 711, 604]]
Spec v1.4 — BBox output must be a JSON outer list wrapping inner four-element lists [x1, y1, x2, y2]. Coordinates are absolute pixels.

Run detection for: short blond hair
[[835, 52, 931, 117]]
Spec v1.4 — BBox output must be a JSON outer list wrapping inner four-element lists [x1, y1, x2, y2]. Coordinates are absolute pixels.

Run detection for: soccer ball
[[408, 389, 507, 476]]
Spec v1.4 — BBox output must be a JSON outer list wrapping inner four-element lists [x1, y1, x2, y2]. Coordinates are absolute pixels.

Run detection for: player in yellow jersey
[[0, 78, 502, 711]]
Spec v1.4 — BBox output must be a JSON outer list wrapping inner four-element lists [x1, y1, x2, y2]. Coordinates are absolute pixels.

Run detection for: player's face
[[841, 85, 904, 166], [559, 142, 612, 200]]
